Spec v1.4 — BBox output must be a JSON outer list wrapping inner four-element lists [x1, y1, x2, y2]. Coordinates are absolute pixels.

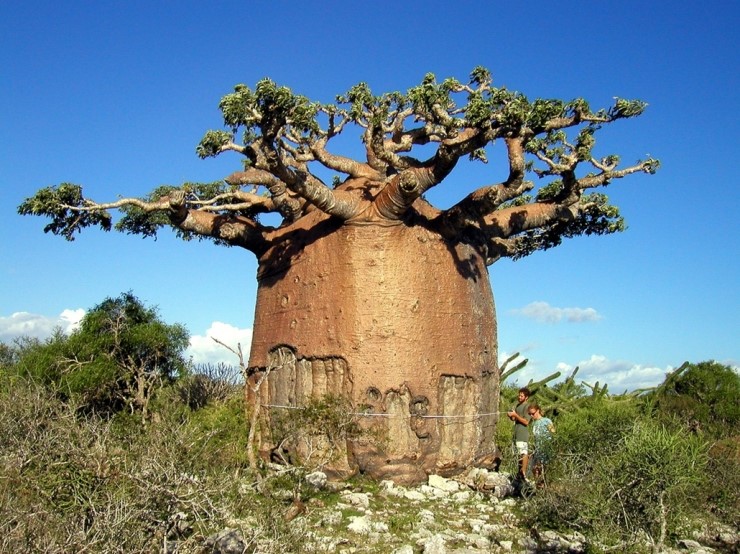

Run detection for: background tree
[[19, 68, 658, 483], [14, 292, 189, 420], [648, 360, 740, 437]]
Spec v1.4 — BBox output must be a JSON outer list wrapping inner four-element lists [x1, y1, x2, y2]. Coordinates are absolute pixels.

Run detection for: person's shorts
[[514, 441, 528, 456]]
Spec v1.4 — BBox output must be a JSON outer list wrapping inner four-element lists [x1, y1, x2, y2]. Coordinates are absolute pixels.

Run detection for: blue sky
[[1, 1, 738, 391]]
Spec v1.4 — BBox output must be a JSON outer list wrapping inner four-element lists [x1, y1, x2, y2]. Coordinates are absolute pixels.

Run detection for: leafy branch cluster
[[269, 394, 364, 472], [19, 67, 659, 264], [14, 291, 189, 422]]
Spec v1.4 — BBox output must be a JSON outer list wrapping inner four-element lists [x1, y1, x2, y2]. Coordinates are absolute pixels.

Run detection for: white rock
[[420, 534, 447, 554], [481, 522, 505, 536], [403, 490, 427, 501], [452, 490, 471, 502], [419, 484, 448, 498], [470, 533, 491, 549], [492, 484, 515, 498], [341, 491, 371, 509], [468, 518, 486, 532], [485, 472, 512, 487], [465, 467, 484, 479], [413, 527, 433, 540], [347, 515, 372, 534], [428, 474, 461, 492], [379, 479, 395, 491], [305, 470, 328, 489], [677, 539, 710, 552], [321, 510, 342, 526], [373, 521, 389, 533]]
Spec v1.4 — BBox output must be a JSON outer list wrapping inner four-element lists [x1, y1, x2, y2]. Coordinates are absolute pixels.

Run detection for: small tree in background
[[608, 423, 708, 552], [15, 292, 189, 420], [647, 360, 740, 525], [649, 360, 740, 437]]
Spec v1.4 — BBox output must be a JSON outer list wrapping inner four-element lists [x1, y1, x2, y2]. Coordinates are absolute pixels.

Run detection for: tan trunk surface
[[248, 209, 500, 484]]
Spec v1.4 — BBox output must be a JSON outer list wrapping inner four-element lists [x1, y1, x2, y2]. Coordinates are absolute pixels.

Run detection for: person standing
[[529, 403, 555, 488], [507, 387, 531, 481]]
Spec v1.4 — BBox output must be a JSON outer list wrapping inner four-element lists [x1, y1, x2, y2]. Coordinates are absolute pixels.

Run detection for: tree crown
[[13, 292, 189, 415], [19, 68, 659, 264]]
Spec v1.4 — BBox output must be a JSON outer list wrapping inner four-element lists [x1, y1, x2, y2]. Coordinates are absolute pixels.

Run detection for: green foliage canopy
[[19, 67, 659, 264], [14, 292, 189, 415], [649, 360, 740, 438]]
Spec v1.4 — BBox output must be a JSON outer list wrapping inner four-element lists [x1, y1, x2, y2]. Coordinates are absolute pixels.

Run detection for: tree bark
[[246, 197, 500, 484]]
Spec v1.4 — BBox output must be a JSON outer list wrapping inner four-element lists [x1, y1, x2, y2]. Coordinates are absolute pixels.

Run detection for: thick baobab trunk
[[247, 206, 500, 484]]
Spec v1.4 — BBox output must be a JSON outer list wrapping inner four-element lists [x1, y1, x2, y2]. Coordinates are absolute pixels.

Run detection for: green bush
[[526, 411, 711, 552], [705, 436, 740, 524], [183, 395, 251, 469], [0, 371, 299, 553], [603, 422, 708, 548], [269, 394, 363, 471], [552, 396, 641, 470], [649, 361, 740, 439], [522, 398, 643, 547], [12, 332, 69, 385], [12, 292, 189, 419]]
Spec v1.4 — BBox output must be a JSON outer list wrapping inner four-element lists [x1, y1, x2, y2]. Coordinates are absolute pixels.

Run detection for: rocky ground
[[199, 468, 739, 554]]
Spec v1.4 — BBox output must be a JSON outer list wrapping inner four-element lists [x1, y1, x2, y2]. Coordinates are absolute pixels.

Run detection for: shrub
[[705, 436, 740, 524], [269, 394, 363, 471], [0, 371, 300, 553], [603, 422, 708, 550], [177, 362, 241, 409], [649, 360, 740, 438], [182, 394, 252, 469], [12, 292, 190, 419], [552, 396, 641, 470], [526, 413, 710, 552], [521, 398, 643, 547]]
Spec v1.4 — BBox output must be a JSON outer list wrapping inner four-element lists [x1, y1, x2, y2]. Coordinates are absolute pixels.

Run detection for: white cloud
[[510, 301, 602, 324], [0, 311, 252, 371], [558, 354, 671, 392], [0, 309, 85, 341], [187, 321, 252, 368], [499, 351, 673, 392]]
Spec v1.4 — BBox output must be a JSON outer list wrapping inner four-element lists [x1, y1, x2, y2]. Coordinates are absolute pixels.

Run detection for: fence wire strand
[[261, 403, 508, 421]]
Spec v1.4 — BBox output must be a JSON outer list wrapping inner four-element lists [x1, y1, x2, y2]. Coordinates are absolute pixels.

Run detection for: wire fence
[[261, 403, 509, 420]]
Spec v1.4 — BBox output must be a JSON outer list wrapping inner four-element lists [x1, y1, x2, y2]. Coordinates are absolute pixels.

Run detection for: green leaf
[[18, 184, 112, 241]]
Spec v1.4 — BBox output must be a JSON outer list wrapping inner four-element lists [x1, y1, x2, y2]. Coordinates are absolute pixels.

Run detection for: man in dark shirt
[[507, 387, 531, 480]]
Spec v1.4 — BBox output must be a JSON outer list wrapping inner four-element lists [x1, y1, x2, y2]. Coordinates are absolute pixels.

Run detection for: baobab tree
[[20, 68, 658, 483]]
